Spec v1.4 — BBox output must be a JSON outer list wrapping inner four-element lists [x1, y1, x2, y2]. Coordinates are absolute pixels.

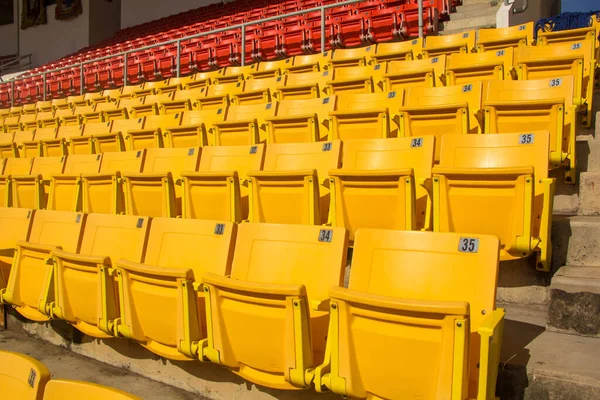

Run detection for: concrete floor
[[0, 329, 204, 400]]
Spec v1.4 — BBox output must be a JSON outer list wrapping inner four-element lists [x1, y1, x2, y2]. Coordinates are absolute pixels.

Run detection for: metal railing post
[[176, 39, 181, 77], [418, 0, 424, 39], [321, 7, 326, 54], [43, 73, 46, 101], [241, 24, 246, 66], [80, 63, 84, 95], [123, 52, 128, 86], [10, 80, 14, 107]]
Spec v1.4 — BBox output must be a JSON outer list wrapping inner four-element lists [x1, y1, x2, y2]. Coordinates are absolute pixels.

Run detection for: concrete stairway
[[440, 0, 502, 35]]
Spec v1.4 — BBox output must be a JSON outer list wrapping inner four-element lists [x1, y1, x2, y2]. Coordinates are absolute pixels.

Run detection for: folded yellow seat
[[275, 70, 330, 100], [21, 103, 38, 115], [214, 65, 253, 84], [286, 52, 332, 74], [445, 48, 516, 89], [3, 115, 21, 132], [515, 39, 594, 127], [21, 127, 57, 158], [53, 108, 77, 126], [47, 154, 103, 212], [122, 147, 201, 218], [90, 118, 144, 153], [400, 81, 483, 162], [158, 88, 205, 114], [329, 136, 434, 238], [421, 30, 476, 58], [0, 350, 50, 399], [314, 229, 503, 400], [124, 114, 179, 150], [158, 76, 190, 94], [484, 76, 577, 183], [39, 125, 82, 157], [67, 94, 90, 108], [181, 144, 265, 221], [202, 223, 348, 389], [81, 150, 146, 214], [329, 91, 404, 140], [0, 158, 34, 207], [213, 102, 278, 146], [129, 93, 174, 117], [35, 111, 60, 129], [433, 131, 555, 271], [195, 81, 245, 110], [231, 75, 281, 105], [325, 65, 382, 95], [247, 140, 342, 225], [19, 113, 40, 131], [371, 39, 421, 64], [113, 218, 236, 360], [249, 58, 290, 79], [119, 84, 144, 99], [80, 101, 122, 123], [266, 96, 337, 143], [11, 130, 36, 158], [0, 132, 17, 158], [476, 22, 534, 52], [163, 109, 225, 148], [536, 23, 599, 66], [50, 213, 150, 338], [0, 207, 34, 289], [328, 45, 376, 69], [10, 156, 66, 209], [1, 210, 86, 321], [182, 71, 222, 90], [133, 80, 168, 97], [383, 55, 446, 90]]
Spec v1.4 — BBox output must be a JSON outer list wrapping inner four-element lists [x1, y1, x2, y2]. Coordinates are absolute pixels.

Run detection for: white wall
[[89, 0, 121, 46], [120, 0, 219, 29], [19, 0, 90, 67], [0, 0, 18, 57]]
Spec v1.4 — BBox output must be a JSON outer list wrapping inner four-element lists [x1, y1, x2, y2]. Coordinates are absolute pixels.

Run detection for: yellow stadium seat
[[93, 118, 144, 153], [266, 96, 337, 143], [3, 115, 22, 132], [12, 130, 35, 157], [54, 108, 78, 126], [247, 140, 341, 225], [42, 379, 141, 400], [158, 88, 205, 114], [119, 84, 144, 99], [22, 103, 38, 115], [8, 105, 23, 116], [124, 114, 180, 150], [484, 76, 577, 182], [47, 154, 102, 212], [82, 102, 123, 123], [122, 147, 200, 217], [445, 48, 515, 87], [40, 126, 83, 157], [382, 55, 446, 90], [50, 213, 150, 338], [67, 94, 89, 108], [433, 131, 555, 271], [163, 109, 225, 148], [329, 45, 376, 69], [19, 113, 40, 131], [84, 91, 108, 104], [477, 22, 534, 52], [113, 218, 236, 360], [183, 71, 223, 90], [537, 23, 599, 64], [81, 150, 145, 214], [66, 122, 108, 155], [133, 80, 167, 97], [421, 31, 476, 58], [75, 104, 103, 124], [214, 65, 253, 84], [372, 39, 421, 64], [275, 70, 330, 100], [250, 59, 291, 79], [51, 99, 70, 110], [231, 76, 280, 105], [329, 136, 434, 238], [196, 81, 244, 110], [157, 76, 188, 94], [325, 65, 381, 95], [65, 105, 93, 125], [0, 207, 33, 288], [0, 158, 33, 207], [0, 350, 50, 400], [10, 156, 66, 209], [181, 144, 265, 221], [515, 40, 595, 127], [202, 223, 348, 389], [329, 91, 404, 140], [0, 132, 16, 158], [34, 102, 52, 113], [400, 82, 483, 161], [108, 97, 142, 120], [213, 102, 277, 146], [21, 128, 56, 158], [314, 229, 504, 400], [287, 51, 332, 73], [98, 88, 122, 103], [33, 110, 58, 128], [130, 93, 174, 117], [1, 210, 86, 321]]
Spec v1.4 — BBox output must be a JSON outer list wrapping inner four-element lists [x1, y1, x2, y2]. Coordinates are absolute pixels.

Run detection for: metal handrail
[[6, 0, 371, 106], [0, 54, 32, 74]]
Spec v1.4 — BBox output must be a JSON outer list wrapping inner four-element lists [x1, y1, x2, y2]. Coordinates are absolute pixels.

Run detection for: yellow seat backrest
[[172, 88, 205, 102], [0, 208, 33, 249], [0, 132, 14, 144], [289, 51, 332, 72], [116, 97, 144, 110], [198, 144, 265, 180], [330, 65, 379, 81], [142, 114, 179, 131], [33, 127, 58, 141], [179, 109, 226, 127], [244, 76, 281, 92], [35, 101, 53, 112], [332, 45, 375, 62], [384, 55, 447, 87], [99, 150, 145, 173], [206, 81, 245, 97], [277, 96, 337, 121], [13, 130, 35, 145], [111, 117, 144, 134], [224, 102, 277, 123], [53, 108, 74, 119], [446, 48, 514, 83], [422, 30, 476, 57], [141, 93, 174, 105], [82, 121, 112, 135], [336, 91, 404, 112], [485, 75, 574, 107], [477, 22, 534, 51], [141, 147, 200, 177], [42, 379, 141, 400], [256, 58, 291, 73], [63, 154, 102, 174], [56, 125, 84, 139], [374, 39, 422, 61], [29, 156, 66, 179], [3, 158, 33, 175], [73, 105, 95, 116], [0, 350, 50, 400], [284, 70, 331, 87], [27, 209, 86, 252]]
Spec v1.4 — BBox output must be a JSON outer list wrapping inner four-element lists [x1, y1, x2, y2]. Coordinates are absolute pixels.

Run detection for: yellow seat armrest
[[16, 241, 60, 253], [326, 77, 372, 87], [52, 248, 110, 266], [399, 103, 468, 114], [247, 169, 317, 179], [166, 123, 205, 133], [213, 119, 258, 128], [476, 308, 505, 400], [180, 170, 237, 179], [329, 109, 388, 118], [447, 61, 503, 73], [115, 258, 193, 280], [202, 272, 306, 297], [122, 171, 171, 180], [265, 114, 317, 123], [384, 67, 434, 78], [518, 55, 583, 64], [483, 98, 564, 108], [329, 168, 414, 178], [433, 166, 534, 176]]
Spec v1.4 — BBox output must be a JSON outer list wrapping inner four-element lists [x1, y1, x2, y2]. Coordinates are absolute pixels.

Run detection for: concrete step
[[498, 303, 600, 399], [552, 216, 600, 270], [447, 3, 500, 20], [440, 13, 496, 32], [460, 0, 499, 5], [547, 266, 600, 337]]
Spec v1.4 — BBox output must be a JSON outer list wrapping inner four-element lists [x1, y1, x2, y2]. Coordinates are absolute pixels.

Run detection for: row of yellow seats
[[0, 208, 504, 399], [0, 132, 555, 271], [0, 351, 139, 400]]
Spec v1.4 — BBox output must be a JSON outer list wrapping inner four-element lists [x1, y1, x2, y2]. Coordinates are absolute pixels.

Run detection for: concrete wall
[[0, 0, 18, 57], [510, 0, 561, 26], [120, 0, 220, 29], [89, 0, 121, 46]]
